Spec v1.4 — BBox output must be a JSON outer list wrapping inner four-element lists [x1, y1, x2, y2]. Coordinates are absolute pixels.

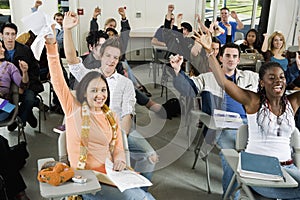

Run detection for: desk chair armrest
[[58, 131, 68, 164], [122, 130, 131, 166]]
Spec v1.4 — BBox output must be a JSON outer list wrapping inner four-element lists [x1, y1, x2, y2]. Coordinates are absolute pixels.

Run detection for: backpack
[[162, 98, 181, 120]]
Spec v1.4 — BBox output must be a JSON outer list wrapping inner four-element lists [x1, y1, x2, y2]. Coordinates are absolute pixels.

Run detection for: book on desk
[[237, 151, 284, 182]]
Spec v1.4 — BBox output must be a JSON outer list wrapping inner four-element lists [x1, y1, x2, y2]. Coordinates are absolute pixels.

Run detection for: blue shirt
[[270, 56, 288, 71], [217, 21, 238, 44], [6, 49, 15, 62], [223, 74, 247, 119]]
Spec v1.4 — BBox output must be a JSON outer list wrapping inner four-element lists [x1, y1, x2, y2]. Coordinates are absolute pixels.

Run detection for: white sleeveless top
[[246, 101, 295, 162]]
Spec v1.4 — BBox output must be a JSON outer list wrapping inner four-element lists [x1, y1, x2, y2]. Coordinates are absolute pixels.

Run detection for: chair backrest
[[236, 124, 300, 167], [58, 131, 68, 164], [291, 128, 300, 167], [235, 124, 249, 152], [234, 32, 244, 42], [121, 130, 131, 166], [58, 129, 131, 166]]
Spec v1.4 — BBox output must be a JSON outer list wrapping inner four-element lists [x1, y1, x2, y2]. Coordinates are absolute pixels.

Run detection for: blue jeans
[[128, 130, 156, 184], [0, 110, 10, 121], [82, 183, 155, 200], [19, 89, 40, 124], [251, 164, 300, 200], [216, 118, 247, 200]]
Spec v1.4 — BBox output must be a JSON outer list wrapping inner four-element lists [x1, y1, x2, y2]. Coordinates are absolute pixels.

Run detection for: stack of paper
[[237, 151, 284, 181], [213, 109, 243, 129]]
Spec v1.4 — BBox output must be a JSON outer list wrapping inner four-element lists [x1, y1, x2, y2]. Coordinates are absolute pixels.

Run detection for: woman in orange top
[[45, 26, 155, 200]]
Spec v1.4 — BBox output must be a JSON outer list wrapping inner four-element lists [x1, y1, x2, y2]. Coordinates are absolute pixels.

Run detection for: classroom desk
[[37, 158, 101, 200], [222, 149, 298, 200]]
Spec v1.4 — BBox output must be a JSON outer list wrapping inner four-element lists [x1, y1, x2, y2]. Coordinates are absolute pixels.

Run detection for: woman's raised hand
[[63, 11, 79, 30]]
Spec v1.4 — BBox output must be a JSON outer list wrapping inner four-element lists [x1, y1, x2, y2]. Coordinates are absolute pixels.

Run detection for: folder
[[237, 151, 284, 181], [0, 98, 15, 113]]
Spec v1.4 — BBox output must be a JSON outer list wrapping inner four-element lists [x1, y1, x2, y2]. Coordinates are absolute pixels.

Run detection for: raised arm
[[196, 14, 210, 34], [119, 7, 130, 57], [31, 0, 42, 12], [169, 54, 198, 97], [261, 33, 269, 52], [18, 61, 29, 94], [230, 11, 244, 30], [45, 24, 74, 115], [177, 13, 183, 30], [63, 11, 89, 82], [63, 11, 80, 65], [90, 6, 101, 31], [166, 4, 174, 21]]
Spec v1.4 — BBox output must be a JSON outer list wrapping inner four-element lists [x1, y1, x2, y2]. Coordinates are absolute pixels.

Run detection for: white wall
[[9, 0, 58, 35], [69, 0, 198, 54], [268, 0, 300, 47]]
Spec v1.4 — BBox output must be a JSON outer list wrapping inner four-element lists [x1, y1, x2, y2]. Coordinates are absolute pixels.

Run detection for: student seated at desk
[[45, 24, 155, 200], [239, 29, 262, 54], [195, 30, 300, 199]]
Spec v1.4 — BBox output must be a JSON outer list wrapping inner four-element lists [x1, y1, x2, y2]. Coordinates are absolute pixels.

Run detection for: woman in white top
[[181, 31, 300, 199]]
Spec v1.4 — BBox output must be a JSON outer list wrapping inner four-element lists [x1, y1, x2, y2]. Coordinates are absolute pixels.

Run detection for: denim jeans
[[128, 130, 156, 183], [82, 183, 155, 200], [216, 118, 247, 200], [0, 110, 10, 121], [18, 89, 40, 124], [251, 164, 300, 200]]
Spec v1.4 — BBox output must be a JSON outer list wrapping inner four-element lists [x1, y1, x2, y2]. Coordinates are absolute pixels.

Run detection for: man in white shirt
[[63, 12, 158, 184]]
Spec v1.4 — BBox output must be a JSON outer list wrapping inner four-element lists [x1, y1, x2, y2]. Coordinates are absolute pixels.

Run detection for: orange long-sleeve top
[[45, 43, 125, 173]]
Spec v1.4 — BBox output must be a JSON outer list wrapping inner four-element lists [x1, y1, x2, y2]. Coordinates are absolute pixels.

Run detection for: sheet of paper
[[105, 159, 152, 192], [21, 11, 56, 60]]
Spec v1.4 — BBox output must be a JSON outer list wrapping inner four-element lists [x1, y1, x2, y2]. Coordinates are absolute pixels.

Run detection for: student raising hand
[[63, 11, 79, 31]]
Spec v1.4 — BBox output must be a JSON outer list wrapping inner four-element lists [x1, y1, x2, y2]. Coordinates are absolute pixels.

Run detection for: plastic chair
[[234, 32, 244, 42], [151, 45, 168, 88], [57, 127, 131, 167]]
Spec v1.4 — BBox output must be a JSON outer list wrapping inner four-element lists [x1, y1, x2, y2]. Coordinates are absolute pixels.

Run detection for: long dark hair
[[76, 71, 110, 107], [245, 29, 261, 51]]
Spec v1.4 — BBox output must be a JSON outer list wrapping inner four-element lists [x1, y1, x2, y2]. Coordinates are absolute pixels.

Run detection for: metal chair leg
[[192, 125, 205, 169]]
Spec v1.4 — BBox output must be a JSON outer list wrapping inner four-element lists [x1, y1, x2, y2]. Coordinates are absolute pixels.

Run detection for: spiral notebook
[[237, 151, 284, 182]]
